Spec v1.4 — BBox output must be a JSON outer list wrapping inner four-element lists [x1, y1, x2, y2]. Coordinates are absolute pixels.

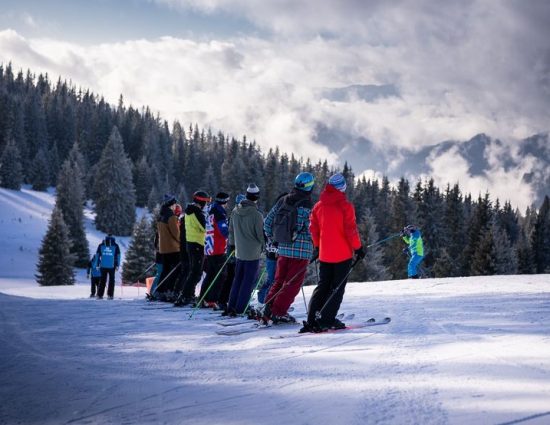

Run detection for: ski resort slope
[[0, 187, 549, 425], [0, 275, 549, 424]]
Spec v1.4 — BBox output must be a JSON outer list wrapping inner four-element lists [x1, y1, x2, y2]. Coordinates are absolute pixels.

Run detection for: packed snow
[[1, 187, 549, 425]]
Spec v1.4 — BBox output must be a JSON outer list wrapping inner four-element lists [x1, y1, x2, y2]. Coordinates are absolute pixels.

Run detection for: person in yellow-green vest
[[176, 190, 211, 306], [401, 225, 424, 279]]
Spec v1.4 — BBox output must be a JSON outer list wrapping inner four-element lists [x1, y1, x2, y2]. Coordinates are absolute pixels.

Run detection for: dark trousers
[[200, 254, 227, 302], [267, 256, 308, 316], [157, 252, 180, 295], [228, 259, 260, 314], [218, 262, 236, 305], [174, 253, 189, 296], [98, 268, 115, 298], [307, 259, 352, 326], [90, 276, 101, 296], [182, 242, 204, 299]]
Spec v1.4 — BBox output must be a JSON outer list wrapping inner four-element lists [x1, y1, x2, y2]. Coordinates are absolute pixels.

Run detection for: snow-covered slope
[[0, 186, 134, 283], [0, 187, 549, 425]]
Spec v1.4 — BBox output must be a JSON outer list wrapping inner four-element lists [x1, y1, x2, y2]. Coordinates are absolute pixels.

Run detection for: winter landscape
[[2, 1, 550, 425], [0, 187, 549, 425]]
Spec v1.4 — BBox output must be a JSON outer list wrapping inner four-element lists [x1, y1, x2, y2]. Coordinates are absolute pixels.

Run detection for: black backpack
[[272, 197, 307, 244]]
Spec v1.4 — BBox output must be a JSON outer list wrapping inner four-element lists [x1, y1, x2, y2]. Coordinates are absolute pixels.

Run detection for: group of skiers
[[133, 171, 423, 332]]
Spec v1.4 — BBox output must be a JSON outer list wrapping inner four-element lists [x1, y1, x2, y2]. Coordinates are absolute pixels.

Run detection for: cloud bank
[[1, 0, 549, 209]]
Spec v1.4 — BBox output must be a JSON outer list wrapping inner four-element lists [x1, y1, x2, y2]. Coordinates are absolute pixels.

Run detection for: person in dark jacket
[[226, 184, 265, 316], [262, 173, 315, 324], [96, 234, 121, 300], [86, 253, 102, 298], [175, 190, 210, 306], [199, 192, 230, 309], [300, 173, 365, 332]]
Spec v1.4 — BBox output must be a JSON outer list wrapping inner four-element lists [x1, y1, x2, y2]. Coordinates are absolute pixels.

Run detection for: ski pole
[[188, 251, 235, 319], [301, 286, 308, 314], [314, 256, 360, 321], [151, 262, 181, 296], [241, 268, 267, 315], [133, 262, 156, 284], [365, 233, 401, 249]]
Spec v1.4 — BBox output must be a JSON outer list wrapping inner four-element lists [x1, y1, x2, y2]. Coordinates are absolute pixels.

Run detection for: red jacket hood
[[320, 184, 347, 204]]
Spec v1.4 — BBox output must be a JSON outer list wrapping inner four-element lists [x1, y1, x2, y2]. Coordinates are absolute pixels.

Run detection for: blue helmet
[[294, 172, 315, 192]]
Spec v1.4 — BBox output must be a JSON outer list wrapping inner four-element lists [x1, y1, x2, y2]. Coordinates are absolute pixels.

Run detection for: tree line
[[0, 63, 548, 284]]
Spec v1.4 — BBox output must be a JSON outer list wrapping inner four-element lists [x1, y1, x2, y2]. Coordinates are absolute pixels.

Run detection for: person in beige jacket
[[154, 194, 180, 300]]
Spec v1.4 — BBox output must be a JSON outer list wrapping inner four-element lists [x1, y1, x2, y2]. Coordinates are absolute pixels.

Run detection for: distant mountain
[[314, 125, 550, 206], [321, 84, 400, 102]]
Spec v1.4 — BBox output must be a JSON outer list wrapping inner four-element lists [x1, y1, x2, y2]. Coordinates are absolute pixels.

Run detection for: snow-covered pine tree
[[464, 193, 492, 274], [492, 219, 518, 274], [29, 147, 51, 191], [470, 226, 497, 276], [350, 208, 390, 282], [134, 156, 152, 207], [0, 138, 23, 190], [36, 206, 75, 286], [48, 141, 61, 186], [122, 216, 155, 284], [532, 196, 550, 273], [93, 126, 136, 235], [56, 159, 89, 267]]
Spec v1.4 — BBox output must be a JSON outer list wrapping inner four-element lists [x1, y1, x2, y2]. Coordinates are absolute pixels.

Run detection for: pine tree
[[492, 220, 518, 274], [464, 193, 492, 275], [134, 156, 152, 207], [122, 216, 155, 283], [93, 126, 136, 235], [532, 196, 550, 273], [470, 227, 496, 276], [387, 178, 414, 278], [29, 147, 51, 191], [350, 209, 390, 281], [0, 138, 23, 190], [36, 206, 75, 286], [56, 159, 89, 267]]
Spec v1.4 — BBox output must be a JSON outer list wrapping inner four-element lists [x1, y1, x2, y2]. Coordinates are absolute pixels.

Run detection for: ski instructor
[[300, 173, 365, 333]]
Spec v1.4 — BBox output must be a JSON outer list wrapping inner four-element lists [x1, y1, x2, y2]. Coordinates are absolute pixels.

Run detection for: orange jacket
[[309, 185, 361, 263]]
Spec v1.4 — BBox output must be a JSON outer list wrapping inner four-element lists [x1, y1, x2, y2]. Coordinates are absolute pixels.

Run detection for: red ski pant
[[266, 256, 309, 316]]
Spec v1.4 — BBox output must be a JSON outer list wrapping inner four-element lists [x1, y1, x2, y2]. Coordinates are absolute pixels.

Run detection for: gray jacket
[[229, 200, 265, 261]]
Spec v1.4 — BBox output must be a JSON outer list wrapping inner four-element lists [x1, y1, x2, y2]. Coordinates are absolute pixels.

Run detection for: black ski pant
[[200, 254, 227, 302], [181, 242, 205, 299], [307, 259, 352, 326], [90, 276, 100, 296], [157, 252, 180, 295], [218, 261, 236, 306], [98, 268, 116, 298], [174, 253, 189, 297]]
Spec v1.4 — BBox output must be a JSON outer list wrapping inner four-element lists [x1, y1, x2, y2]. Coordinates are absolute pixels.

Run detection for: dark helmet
[[294, 172, 315, 192], [193, 190, 210, 206], [403, 225, 417, 235]]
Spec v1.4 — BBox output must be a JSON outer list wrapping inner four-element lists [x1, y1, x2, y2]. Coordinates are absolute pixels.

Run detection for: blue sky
[[1, 0, 549, 208]]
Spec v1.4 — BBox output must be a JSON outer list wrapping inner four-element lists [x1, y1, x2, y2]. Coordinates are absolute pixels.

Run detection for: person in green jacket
[[225, 183, 265, 316], [401, 225, 424, 278]]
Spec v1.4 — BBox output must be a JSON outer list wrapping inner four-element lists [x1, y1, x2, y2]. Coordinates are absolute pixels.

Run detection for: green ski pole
[[188, 251, 235, 319]]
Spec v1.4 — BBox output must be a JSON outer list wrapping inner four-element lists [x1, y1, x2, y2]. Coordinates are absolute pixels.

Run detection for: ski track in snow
[[1, 188, 550, 424], [1, 276, 550, 425]]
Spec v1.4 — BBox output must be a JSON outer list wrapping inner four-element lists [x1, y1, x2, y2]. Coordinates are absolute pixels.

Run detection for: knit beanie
[[215, 192, 230, 204], [328, 173, 347, 192], [246, 183, 260, 201]]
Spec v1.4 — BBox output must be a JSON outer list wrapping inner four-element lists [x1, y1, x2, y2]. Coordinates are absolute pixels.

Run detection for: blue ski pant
[[257, 257, 277, 304], [408, 254, 424, 278], [228, 259, 260, 314]]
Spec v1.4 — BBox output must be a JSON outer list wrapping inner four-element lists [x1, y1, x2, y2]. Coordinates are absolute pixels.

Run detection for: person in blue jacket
[[86, 253, 102, 298], [96, 234, 121, 299], [401, 225, 424, 279]]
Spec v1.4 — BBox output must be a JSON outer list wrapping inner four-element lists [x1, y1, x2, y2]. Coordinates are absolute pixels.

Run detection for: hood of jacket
[[185, 202, 204, 216], [159, 204, 174, 223], [285, 187, 313, 208], [319, 184, 347, 205], [234, 199, 259, 217]]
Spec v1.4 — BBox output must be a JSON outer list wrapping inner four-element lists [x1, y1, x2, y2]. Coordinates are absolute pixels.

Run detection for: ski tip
[[383, 317, 391, 322]]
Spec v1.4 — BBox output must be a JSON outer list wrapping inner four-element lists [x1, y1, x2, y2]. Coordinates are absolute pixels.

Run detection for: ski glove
[[354, 246, 366, 260], [310, 247, 319, 264]]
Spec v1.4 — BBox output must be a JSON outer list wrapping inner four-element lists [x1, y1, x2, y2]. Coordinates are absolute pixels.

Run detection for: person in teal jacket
[[401, 225, 424, 278]]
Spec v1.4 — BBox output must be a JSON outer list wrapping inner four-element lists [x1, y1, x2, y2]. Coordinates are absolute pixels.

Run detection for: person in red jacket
[[300, 173, 365, 333]]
